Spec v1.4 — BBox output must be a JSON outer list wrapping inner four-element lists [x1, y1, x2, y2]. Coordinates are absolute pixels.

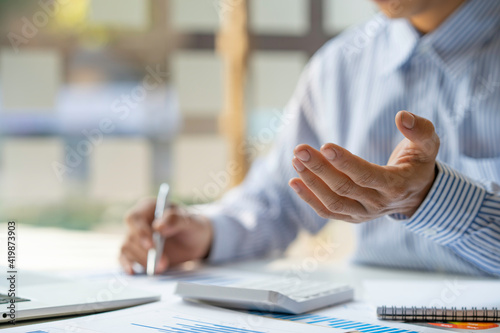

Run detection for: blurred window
[[0, 0, 375, 231]]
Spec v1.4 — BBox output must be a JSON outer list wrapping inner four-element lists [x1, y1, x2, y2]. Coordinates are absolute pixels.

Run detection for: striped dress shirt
[[202, 0, 500, 277]]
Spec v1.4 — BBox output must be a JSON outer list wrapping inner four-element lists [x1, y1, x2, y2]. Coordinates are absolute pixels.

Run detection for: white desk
[[9, 258, 495, 330], [4, 224, 497, 331]]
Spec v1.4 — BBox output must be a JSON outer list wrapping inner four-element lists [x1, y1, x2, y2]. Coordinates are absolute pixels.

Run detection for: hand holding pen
[[147, 183, 170, 276], [119, 184, 214, 275]]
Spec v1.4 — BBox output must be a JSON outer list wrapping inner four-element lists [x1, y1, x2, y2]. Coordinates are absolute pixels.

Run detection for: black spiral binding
[[378, 306, 500, 322]]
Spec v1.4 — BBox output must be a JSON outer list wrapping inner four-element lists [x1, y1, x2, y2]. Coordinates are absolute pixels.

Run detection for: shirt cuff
[[189, 203, 240, 264], [402, 161, 486, 245], [205, 213, 242, 264]]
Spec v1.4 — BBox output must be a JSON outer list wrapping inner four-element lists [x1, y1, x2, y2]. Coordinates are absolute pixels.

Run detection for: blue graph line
[[249, 312, 420, 333], [131, 317, 265, 333]]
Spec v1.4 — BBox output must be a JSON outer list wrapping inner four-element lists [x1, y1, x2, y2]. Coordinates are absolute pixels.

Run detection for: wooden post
[[216, 0, 249, 187]]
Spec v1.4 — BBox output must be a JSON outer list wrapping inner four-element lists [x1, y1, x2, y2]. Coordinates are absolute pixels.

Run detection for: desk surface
[[8, 259, 496, 330], [5, 224, 496, 330]]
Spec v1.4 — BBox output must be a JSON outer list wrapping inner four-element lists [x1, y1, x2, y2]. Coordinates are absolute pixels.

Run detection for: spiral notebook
[[365, 280, 500, 323], [377, 306, 500, 322]]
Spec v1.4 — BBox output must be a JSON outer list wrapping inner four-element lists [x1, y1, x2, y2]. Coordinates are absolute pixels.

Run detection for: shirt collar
[[383, 0, 500, 77], [381, 18, 419, 75]]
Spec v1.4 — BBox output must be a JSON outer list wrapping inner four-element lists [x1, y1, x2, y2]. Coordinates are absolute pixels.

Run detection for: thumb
[[395, 110, 440, 157]]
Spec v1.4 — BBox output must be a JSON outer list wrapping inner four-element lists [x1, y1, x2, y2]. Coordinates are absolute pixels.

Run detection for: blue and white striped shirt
[[203, 0, 500, 276]]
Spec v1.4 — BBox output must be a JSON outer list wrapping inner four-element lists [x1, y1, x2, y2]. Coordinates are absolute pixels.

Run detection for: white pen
[[146, 183, 170, 276]]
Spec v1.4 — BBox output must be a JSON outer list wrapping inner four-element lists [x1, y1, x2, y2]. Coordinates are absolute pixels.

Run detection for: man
[[120, 0, 500, 277]]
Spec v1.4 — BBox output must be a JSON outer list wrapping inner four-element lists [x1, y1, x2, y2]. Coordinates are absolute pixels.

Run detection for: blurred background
[[0, 0, 376, 260]]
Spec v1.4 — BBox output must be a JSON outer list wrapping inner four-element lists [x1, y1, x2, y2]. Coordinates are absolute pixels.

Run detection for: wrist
[[200, 216, 213, 260], [401, 163, 438, 217]]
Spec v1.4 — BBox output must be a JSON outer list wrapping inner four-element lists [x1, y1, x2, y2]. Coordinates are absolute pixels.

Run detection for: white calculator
[[175, 277, 354, 314]]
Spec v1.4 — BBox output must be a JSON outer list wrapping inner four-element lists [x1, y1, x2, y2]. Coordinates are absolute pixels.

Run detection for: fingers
[[125, 198, 156, 249], [295, 144, 387, 190], [289, 178, 357, 222], [121, 200, 201, 275], [120, 235, 148, 272], [292, 157, 367, 215], [121, 198, 157, 274], [395, 110, 440, 157], [156, 254, 170, 273], [151, 206, 194, 272], [152, 205, 191, 238], [125, 197, 156, 226], [119, 253, 134, 275], [121, 200, 213, 274]]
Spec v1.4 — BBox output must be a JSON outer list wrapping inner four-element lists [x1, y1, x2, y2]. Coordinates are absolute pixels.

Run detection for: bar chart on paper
[[113, 309, 342, 333], [249, 301, 447, 333], [255, 312, 420, 333], [10, 302, 344, 333], [131, 316, 267, 332]]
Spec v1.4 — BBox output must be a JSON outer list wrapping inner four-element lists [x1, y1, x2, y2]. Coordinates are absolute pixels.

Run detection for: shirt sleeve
[[402, 161, 500, 276], [196, 56, 330, 264]]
